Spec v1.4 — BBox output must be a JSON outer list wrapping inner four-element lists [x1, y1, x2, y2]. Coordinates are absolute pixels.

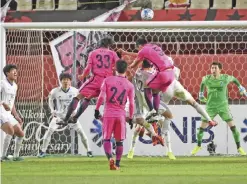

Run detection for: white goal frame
[[1, 21, 247, 157]]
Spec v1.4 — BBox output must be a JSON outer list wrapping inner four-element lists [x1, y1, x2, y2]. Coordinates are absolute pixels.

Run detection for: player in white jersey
[[120, 49, 217, 126], [126, 60, 176, 160], [1, 64, 24, 161], [38, 73, 93, 158]]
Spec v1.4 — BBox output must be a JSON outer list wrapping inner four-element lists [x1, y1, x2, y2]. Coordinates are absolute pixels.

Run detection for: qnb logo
[[241, 119, 247, 143], [90, 119, 103, 147]]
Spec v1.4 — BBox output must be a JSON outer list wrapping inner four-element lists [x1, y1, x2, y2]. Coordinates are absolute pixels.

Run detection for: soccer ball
[[141, 8, 154, 20]]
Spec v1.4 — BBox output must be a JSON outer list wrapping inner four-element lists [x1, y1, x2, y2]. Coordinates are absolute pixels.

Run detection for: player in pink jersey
[[129, 37, 175, 119], [94, 60, 135, 170], [61, 36, 119, 124]]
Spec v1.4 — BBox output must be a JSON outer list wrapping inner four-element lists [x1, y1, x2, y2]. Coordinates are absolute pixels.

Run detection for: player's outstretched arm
[[199, 76, 207, 103], [228, 75, 247, 96], [78, 53, 93, 81], [118, 48, 138, 57]]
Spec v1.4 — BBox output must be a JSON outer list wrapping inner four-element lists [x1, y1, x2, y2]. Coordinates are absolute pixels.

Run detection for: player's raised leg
[[127, 124, 142, 159]]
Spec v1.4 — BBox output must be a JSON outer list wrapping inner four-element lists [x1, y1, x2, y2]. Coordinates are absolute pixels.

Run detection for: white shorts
[[0, 112, 18, 126], [48, 117, 82, 131], [161, 80, 192, 103]]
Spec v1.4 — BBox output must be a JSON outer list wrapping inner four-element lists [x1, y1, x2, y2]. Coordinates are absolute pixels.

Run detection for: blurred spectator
[[164, 0, 190, 8]]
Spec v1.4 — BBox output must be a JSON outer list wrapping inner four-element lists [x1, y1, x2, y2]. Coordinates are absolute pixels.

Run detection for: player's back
[[103, 76, 134, 118], [139, 44, 173, 71], [89, 48, 119, 77]]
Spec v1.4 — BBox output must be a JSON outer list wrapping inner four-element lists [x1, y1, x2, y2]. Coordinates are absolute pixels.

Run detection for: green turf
[[1, 156, 247, 184]]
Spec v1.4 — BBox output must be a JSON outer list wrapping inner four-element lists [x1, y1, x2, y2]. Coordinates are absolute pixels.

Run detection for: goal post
[[1, 21, 247, 157]]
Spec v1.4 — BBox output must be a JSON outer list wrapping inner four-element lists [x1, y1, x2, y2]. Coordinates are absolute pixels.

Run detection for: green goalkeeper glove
[[199, 92, 207, 103]]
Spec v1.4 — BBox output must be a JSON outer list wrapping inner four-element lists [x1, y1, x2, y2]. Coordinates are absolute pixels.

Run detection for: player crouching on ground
[[94, 60, 135, 170], [1, 64, 24, 161], [38, 73, 93, 158], [191, 62, 247, 156]]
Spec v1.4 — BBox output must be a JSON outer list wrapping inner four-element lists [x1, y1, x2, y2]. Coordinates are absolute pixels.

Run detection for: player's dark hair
[[136, 37, 148, 47], [3, 64, 17, 77], [142, 59, 152, 68], [116, 60, 128, 74], [59, 73, 72, 81], [99, 36, 114, 48], [211, 62, 222, 69]]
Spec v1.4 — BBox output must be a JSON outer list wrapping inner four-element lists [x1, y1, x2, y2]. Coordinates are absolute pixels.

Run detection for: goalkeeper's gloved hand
[[239, 85, 247, 97], [199, 92, 207, 103], [128, 119, 133, 129], [94, 110, 101, 119]]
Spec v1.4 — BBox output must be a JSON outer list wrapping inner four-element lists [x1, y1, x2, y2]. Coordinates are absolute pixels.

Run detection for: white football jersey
[[0, 79, 18, 113], [167, 56, 180, 80], [49, 87, 78, 118]]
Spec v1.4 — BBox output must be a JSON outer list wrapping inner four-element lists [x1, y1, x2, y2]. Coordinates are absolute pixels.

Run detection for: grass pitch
[[1, 156, 247, 184]]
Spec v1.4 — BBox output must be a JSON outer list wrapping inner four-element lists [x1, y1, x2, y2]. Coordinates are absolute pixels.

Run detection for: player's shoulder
[[50, 87, 60, 94], [69, 87, 79, 93], [203, 75, 212, 80]]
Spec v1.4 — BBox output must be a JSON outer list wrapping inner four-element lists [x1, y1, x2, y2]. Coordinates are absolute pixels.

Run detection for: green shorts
[[201, 106, 233, 122]]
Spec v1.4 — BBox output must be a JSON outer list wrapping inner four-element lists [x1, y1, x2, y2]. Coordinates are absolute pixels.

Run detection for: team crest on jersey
[[69, 95, 72, 98], [220, 81, 224, 86]]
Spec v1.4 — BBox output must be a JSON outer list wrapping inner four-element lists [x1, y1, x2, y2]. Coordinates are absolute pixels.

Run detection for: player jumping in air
[[38, 73, 93, 158], [61, 36, 119, 125], [1, 64, 24, 161], [129, 37, 175, 120], [191, 62, 247, 156], [94, 60, 135, 170]]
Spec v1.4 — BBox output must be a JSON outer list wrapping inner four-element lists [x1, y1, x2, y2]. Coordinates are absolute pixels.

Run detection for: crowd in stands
[[1, 0, 246, 11]]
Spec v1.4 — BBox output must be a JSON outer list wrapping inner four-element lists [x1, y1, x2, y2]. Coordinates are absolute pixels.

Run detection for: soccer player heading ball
[[191, 62, 247, 156]]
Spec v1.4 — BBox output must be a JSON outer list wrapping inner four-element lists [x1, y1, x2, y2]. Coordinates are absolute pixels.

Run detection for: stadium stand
[[211, 0, 233, 9], [17, 0, 32, 11], [35, 0, 55, 10], [235, 0, 247, 9], [190, 0, 210, 9], [57, 0, 77, 10]]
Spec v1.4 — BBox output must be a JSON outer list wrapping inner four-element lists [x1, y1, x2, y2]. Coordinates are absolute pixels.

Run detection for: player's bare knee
[[1, 123, 14, 136], [201, 121, 208, 129], [188, 98, 196, 106], [162, 111, 173, 119], [227, 121, 235, 127], [14, 128, 24, 137], [136, 117, 144, 125], [76, 94, 84, 100]]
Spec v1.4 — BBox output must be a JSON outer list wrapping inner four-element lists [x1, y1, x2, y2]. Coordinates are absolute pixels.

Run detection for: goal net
[[2, 22, 247, 156]]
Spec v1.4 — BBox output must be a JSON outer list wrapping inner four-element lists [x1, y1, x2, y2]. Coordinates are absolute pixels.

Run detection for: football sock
[[153, 93, 160, 112], [230, 126, 240, 149], [2, 134, 12, 157], [42, 129, 54, 152], [74, 98, 90, 119], [116, 141, 123, 167], [103, 139, 112, 160], [197, 128, 204, 147], [144, 88, 153, 111], [13, 137, 23, 158], [64, 97, 79, 122], [192, 102, 212, 122]]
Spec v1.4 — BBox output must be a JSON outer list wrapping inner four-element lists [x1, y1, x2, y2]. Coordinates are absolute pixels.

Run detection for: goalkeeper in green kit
[[191, 62, 247, 156]]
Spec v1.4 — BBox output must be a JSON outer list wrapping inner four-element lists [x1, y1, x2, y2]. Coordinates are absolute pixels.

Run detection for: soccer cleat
[[127, 150, 134, 159], [1, 156, 11, 162], [208, 120, 218, 127], [13, 157, 24, 161], [191, 146, 202, 156], [109, 158, 118, 170], [167, 152, 176, 160], [87, 151, 94, 158], [152, 136, 158, 146], [238, 147, 247, 156], [145, 109, 157, 121], [38, 152, 46, 158]]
